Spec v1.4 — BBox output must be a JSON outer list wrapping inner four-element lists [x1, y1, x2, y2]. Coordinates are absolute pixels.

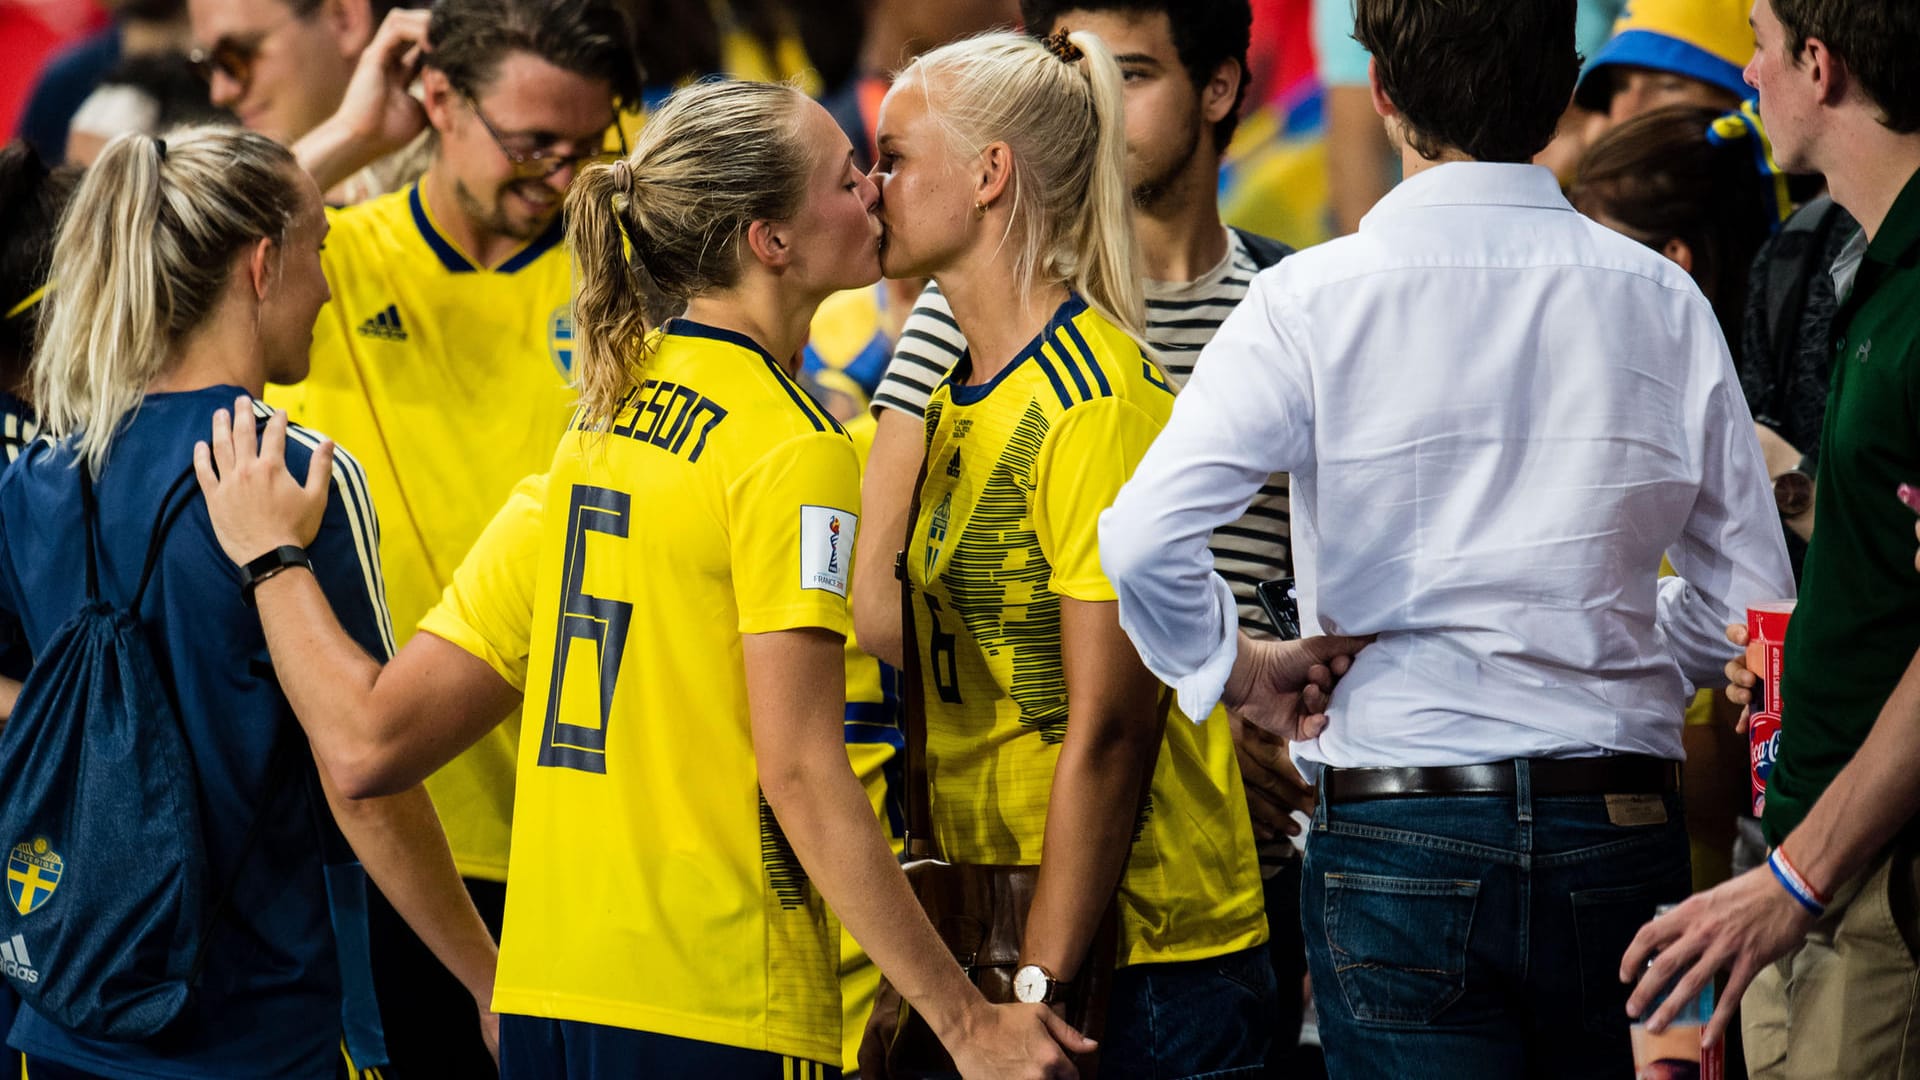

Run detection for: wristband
[[240, 545, 312, 608], [1768, 846, 1827, 918]]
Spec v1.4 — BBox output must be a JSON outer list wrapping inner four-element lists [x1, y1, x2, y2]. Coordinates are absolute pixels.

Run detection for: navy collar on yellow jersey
[[408, 182, 564, 275], [945, 292, 1096, 407], [664, 318, 844, 434]]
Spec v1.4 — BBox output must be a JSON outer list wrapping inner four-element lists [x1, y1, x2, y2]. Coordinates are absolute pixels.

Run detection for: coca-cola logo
[[1750, 724, 1781, 779]]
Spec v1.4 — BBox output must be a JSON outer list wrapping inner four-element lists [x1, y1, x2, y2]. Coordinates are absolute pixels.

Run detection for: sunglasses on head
[[188, 12, 296, 87]]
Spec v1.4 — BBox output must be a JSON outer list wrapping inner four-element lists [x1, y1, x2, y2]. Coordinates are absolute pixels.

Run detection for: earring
[[974, 201, 988, 218]]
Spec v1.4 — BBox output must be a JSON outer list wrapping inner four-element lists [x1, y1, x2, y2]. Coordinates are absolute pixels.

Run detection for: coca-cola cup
[[1746, 601, 1795, 817]]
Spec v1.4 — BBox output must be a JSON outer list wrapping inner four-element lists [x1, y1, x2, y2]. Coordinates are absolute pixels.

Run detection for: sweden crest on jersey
[[549, 305, 575, 376], [7, 837, 63, 916]]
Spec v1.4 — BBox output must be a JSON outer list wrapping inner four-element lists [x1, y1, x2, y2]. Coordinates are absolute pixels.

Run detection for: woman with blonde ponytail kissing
[[862, 27, 1279, 1077], [191, 80, 1088, 1080]]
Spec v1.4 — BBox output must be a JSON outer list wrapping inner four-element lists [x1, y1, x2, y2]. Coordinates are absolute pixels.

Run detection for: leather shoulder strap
[[897, 451, 937, 860]]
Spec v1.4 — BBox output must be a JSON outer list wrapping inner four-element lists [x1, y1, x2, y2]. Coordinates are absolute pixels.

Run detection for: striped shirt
[[0, 391, 37, 466], [871, 229, 1294, 636]]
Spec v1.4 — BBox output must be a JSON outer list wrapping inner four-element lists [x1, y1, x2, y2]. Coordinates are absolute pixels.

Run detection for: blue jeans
[[1302, 773, 1690, 1079], [1101, 945, 1276, 1079]]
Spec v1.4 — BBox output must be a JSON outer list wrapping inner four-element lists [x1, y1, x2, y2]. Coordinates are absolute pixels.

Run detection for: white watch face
[[1013, 965, 1047, 1004]]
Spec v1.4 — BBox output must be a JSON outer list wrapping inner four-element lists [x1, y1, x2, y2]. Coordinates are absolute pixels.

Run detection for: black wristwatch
[[240, 545, 312, 607], [1773, 456, 1814, 518]]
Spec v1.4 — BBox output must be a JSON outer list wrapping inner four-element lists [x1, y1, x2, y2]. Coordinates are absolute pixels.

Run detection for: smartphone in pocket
[[1254, 578, 1301, 641]]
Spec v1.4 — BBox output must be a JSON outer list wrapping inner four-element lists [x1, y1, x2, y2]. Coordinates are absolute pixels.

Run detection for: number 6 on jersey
[[538, 484, 634, 773]]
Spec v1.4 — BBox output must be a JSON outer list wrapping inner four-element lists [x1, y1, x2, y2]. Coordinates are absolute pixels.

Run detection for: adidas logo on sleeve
[[356, 304, 408, 342], [1, 934, 40, 984]]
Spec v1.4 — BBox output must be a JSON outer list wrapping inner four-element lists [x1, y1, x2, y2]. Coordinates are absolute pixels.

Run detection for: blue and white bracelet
[[1768, 846, 1828, 918]]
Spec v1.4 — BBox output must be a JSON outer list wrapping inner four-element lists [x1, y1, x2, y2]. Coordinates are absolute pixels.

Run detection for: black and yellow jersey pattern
[[909, 294, 1266, 967], [487, 321, 858, 1063]]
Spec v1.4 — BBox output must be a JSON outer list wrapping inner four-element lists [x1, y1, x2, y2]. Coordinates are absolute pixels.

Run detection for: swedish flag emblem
[[7, 838, 62, 916], [549, 305, 575, 376]]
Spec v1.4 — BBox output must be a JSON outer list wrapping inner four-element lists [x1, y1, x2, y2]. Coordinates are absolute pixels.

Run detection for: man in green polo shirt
[[1617, 0, 1920, 1074]]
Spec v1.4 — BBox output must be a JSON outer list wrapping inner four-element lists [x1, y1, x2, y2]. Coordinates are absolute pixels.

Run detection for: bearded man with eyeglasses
[[258, 2, 640, 1076]]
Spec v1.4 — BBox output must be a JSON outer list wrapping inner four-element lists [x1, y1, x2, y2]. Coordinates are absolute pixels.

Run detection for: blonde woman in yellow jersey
[[860, 30, 1275, 1076], [191, 79, 1091, 1080], [419, 438, 904, 1079]]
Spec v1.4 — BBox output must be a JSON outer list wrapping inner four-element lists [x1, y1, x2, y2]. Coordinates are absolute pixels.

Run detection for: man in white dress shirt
[[1099, 0, 1793, 1075]]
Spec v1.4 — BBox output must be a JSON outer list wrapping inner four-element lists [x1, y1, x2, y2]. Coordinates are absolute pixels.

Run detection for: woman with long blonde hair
[[1, 126, 495, 1080], [858, 29, 1277, 1075], [194, 81, 1088, 1078]]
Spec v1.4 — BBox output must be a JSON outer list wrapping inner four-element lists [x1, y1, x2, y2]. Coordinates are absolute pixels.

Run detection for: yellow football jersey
[[269, 179, 578, 882], [909, 295, 1267, 968], [418, 472, 548, 694], [423, 451, 896, 1074], [488, 321, 858, 1063]]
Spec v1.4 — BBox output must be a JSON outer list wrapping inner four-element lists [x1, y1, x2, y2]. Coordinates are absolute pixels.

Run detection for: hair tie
[[4, 280, 52, 322], [1041, 28, 1083, 64], [153, 137, 167, 163], [1707, 101, 1791, 233], [610, 159, 635, 196], [607, 193, 655, 293]]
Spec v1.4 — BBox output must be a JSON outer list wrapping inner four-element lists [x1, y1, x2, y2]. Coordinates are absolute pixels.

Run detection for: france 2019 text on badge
[[800, 505, 857, 597]]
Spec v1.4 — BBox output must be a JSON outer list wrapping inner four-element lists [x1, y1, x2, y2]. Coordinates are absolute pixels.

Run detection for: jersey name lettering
[[598, 380, 729, 463]]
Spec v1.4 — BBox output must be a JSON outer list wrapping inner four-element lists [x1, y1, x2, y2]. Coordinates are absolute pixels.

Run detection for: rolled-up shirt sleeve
[[1660, 325, 1796, 686], [1100, 277, 1317, 720]]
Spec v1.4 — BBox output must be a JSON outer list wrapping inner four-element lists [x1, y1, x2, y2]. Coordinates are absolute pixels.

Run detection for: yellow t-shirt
[[486, 321, 858, 1063], [270, 179, 578, 882], [418, 471, 548, 694], [909, 295, 1267, 968]]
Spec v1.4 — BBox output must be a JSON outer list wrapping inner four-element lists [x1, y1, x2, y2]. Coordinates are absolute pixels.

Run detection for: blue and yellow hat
[[1574, 0, 1758, 111]]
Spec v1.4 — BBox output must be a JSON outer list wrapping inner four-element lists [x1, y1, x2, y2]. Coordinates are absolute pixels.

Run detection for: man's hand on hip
[[1221, 633, 1371, 741]]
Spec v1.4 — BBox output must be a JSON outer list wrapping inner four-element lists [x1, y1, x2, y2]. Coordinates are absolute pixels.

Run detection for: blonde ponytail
[[909, 30, 1146, 343], [566, 80, 813, 433], [565, 161, 652, 436], [32, 126, 299, 473], [1063, 30, 1144, 342]]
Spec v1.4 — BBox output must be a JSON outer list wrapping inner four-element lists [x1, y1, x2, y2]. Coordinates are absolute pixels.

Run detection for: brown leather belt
[[1322, 755, 1680, 804]]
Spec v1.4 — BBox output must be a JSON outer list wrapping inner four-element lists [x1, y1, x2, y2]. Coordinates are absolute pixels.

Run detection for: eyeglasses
[[463, 92, 625, 179], [188, 12, 297, 87]]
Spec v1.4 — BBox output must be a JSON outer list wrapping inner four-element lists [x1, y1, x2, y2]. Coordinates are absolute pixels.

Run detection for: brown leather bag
[[868, 858, 1120, 1078], [862, 460, 1140, 1079]]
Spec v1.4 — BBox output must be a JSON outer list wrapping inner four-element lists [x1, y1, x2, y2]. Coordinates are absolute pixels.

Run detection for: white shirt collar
[[1359, 161, 1572, 230]]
